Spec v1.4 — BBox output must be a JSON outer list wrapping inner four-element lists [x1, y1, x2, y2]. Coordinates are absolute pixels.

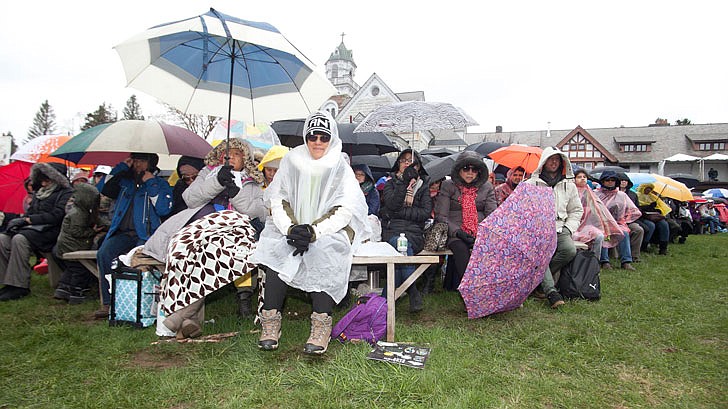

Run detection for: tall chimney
[[495, 125, 502, 133]]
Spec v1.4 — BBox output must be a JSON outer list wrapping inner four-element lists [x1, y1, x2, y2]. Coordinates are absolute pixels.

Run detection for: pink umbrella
[[458, 182, 557, 319]]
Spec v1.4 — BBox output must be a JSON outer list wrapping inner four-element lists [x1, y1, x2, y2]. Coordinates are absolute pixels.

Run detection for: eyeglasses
[[461, 165, 478, 173], [399, 157, 414, 164], [306, 134, 331, 143], [181, 174, 198, 182]]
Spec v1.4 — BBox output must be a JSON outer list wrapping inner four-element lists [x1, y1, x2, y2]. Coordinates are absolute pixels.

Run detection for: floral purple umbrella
[[458, 182, 557, 319]]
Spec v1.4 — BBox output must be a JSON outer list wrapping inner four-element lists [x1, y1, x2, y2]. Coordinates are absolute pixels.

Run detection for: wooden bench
[[63, 249, 453, 342]]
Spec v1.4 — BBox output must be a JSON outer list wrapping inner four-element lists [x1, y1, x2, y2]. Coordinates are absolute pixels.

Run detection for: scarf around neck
[[459, 185, 478, 235], [35, 182, 58, 201]]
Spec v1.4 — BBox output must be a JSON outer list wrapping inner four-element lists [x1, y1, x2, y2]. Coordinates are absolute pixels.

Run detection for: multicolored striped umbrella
[[50, 120, 212, 167]]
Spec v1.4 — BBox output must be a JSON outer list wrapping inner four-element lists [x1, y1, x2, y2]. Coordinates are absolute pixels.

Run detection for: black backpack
[[557, 249, 601, 300]]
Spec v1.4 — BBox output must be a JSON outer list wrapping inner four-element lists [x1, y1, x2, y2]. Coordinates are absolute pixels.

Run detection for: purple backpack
[[331, 293, 387, 345]]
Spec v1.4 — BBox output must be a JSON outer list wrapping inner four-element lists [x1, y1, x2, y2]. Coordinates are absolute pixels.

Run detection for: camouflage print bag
[[423, 222, 449, 251]]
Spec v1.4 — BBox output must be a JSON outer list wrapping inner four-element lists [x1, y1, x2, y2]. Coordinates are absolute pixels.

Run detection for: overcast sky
[[1, 0, 726, 142]]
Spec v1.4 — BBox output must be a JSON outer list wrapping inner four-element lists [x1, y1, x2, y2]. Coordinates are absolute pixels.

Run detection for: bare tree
[[162, 104, 220, 139]]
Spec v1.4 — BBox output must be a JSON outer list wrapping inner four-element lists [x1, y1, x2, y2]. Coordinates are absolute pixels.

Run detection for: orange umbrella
[[488, 145, 543, 173], [11, 135, 94, 170]]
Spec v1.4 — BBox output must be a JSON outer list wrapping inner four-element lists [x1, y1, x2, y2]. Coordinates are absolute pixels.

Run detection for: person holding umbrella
[[525, 148, 583, 309], [251, 111, 370, 355], [94, 153, 173, 319], [434, 151, 497, 291], [380, 148, 432, 312], [0, 163, 73, 301]]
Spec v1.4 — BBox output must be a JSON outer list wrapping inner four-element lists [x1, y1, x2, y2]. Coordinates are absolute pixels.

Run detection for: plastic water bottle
[[396, 233, 408, 255]]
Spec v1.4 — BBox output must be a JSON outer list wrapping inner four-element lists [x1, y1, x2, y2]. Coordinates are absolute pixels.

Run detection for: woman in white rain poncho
[[251, 111, 371, 355]]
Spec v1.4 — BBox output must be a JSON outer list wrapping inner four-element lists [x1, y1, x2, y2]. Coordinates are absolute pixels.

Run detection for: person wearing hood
[[51, 183, 103, 303], [251, 111, 371, 355], [0, 163, 73, 301], [595, 171, 641, 270], [380, 148, 432, 313], [168, 155, 206, 218], [144, 138, 267, 335], [494, 166, 525, 206], [636, 183, 671, 255], [525, 147, 583, 309], [572, 168, 624, 266], [258, 145, 289, 189], [434, 151, 497, 291], [617, 172, 646, 262], [352, 163, 380, 216], [94, 153, 173, 318]]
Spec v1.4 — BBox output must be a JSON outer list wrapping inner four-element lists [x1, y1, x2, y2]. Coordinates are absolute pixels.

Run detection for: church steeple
[[325, 34, 359, 98]]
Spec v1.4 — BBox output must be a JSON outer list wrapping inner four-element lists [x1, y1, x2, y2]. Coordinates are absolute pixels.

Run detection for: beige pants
[[163, 298, 205, 333]]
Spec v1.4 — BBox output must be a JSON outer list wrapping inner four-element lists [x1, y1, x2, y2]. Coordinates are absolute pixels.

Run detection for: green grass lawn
[[1, 235, 726, 409]]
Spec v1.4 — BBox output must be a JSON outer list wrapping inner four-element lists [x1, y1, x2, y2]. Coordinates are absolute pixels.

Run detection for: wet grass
[[0, 234, 726, 408]]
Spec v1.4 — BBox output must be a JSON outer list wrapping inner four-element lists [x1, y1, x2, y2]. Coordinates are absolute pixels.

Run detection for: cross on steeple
[[340, 32, 346, 43]]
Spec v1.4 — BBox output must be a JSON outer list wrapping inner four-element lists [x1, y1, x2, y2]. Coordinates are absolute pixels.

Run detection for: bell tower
[[325, 33, 360, 98]]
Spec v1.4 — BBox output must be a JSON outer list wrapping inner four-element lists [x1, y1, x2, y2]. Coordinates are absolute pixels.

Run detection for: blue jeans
[[601, 234, 632, 264], [381, 235, 415, 295], [642, 219, 670, 243], [702, 216, 720, 233], [97, 233, 145, 305]]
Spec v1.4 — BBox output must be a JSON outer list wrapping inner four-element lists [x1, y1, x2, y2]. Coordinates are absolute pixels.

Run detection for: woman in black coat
[[380, 148, 432, 312], [434, 151, 496, 291], [0, 163, 72, 301]]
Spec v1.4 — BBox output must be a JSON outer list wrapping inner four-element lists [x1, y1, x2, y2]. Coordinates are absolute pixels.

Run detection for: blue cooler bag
[[109, 258, 161, 328]]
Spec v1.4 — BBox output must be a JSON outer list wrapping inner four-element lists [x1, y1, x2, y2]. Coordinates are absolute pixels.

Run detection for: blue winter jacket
[[102, 162, 173, 241]]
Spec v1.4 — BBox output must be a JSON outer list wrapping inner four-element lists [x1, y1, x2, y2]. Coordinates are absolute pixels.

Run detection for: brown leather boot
[[258, 309, 282, 351], [303, 312, 333, 355], [93, 304, 110, 320]]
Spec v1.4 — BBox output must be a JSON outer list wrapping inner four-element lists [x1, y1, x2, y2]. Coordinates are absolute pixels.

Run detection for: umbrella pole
[[224, 41, 236, 166]]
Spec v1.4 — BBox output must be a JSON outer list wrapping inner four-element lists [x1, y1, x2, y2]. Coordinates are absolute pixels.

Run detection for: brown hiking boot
[[621, 262, 636, 271], [93, 304, 110, 320], [258, 309, 282, 351], [600, 262, 613, 270], [303, 312, 333, 355]]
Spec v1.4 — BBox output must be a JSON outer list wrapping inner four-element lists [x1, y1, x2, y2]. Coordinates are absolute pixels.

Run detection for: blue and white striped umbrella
[[114, 8, 336, 125]]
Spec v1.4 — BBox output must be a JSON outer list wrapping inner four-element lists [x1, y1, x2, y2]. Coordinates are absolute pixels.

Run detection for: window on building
[[563, 132, 605, 161], [331, 65, 338, 78], [639, 164, 651, 173], [697, 141, 726, 151], [621, 144, 650, 152]]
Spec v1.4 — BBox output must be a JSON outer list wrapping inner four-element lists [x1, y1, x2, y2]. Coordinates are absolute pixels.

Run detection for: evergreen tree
[[122, 95, 145, 120], [675, 118, 692, 126], [81, 103, 117, 131], [27, 100, 57, 141]]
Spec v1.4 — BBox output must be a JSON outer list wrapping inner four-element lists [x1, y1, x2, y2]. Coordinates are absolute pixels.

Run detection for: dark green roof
[[327, 42, 356, 65]]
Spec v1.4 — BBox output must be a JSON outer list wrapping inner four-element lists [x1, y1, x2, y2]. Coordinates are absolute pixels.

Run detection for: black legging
[[443, 239, 471, 291], [263, 268, 334, 314]]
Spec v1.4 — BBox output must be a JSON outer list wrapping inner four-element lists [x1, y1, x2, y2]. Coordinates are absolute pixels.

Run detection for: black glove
[[287, 224, 314, 256], [226, 184, 240, 198], [216, 165, 234, 186], [455, 229, 475, 247], [402, 165, 419, 185], [6, 217, 28, 233]]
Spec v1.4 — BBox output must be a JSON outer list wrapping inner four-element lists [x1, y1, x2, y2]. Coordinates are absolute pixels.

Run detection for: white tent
[[702, 153, 728, 161], [659, 153, 701, 175]]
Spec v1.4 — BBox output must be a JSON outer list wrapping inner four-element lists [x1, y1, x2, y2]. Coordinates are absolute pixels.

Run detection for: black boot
[[658, 241, 668, 255], [68, 287, 92, 305], [420, 264, 437, 295], [236, 288, 254, 318], [408, 286, 423, 313]]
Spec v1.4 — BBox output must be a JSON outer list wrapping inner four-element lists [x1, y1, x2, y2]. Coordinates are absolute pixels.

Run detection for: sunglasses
[[461, 165, 479, 172], [306, 133, 331, 143]]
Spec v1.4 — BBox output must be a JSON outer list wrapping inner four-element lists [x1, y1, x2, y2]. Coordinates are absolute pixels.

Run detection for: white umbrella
[[354, 101, 478, 134]]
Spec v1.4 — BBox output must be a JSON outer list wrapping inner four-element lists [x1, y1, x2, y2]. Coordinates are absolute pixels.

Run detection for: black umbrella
[[351, 155, 395, 181], [272, 119, 398, 156], [424, 153, 459, 182], [464, 141, 507, 157], [421, 147, 458, 157], [667, 173, 700, 189], [590, 165, 630, 179]]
